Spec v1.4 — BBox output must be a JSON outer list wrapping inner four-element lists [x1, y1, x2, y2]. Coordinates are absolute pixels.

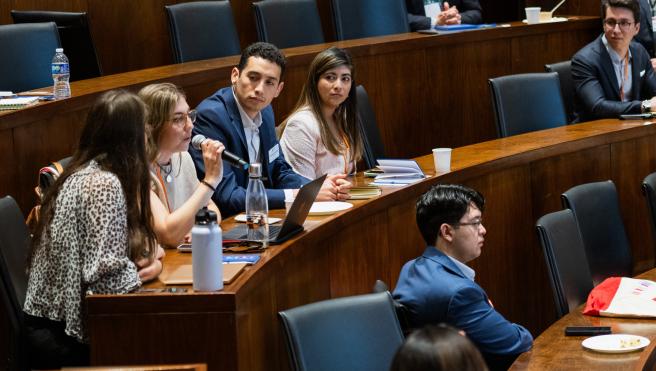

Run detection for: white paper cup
[[525, 7, 541, 24], [433, 148, 452, 173]]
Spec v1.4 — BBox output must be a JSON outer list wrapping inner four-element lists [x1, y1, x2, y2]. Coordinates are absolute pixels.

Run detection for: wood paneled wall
[[1, 0, 536, 75]]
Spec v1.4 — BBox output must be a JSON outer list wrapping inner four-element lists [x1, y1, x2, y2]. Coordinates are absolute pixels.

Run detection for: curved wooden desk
[[511, 269, 656, 370], [87, 119, 656, 370], [0, 18, 598, 216]]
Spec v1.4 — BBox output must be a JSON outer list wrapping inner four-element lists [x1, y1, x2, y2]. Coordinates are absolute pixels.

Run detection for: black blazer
[[572, 35, 656, 122], [405, 0, 482, 31]]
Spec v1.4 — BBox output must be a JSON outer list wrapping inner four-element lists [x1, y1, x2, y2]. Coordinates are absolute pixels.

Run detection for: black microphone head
[[191, 134, 206, 150]]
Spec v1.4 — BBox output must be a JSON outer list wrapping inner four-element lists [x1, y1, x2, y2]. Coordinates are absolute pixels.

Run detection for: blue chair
[[536, 209, 594, 318], [0, 196, 31, 370], [545, 60, 574, 124], [0, 22, 61, 92], [165, 1, 240, 63], [330, 0, 410, 41], [279, 292, 404, 371], [356, 85, 386, 169], [488, 72, 568, 138], [253, 0, 324, 49], [11, 10, 102, 81], [561, 180, 633, 286]]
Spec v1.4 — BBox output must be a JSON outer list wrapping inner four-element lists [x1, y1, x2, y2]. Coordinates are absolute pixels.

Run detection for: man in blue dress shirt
[[393, 184, 532, 370]]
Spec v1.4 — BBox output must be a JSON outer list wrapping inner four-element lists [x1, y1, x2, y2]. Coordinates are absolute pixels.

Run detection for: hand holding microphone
[[192, 135, 249, 171]]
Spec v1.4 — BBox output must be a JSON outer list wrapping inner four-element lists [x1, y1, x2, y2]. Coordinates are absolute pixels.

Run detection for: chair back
[[165, 1, 240, 63], [356, 85, 386, 169], [488, 72, 568, 138], [0, 196, 30, 370], [536, 209, 594, 318], [0, 22, 61, 92], [561, 180, 633, 285], [11, 10, 102, 81], [330, 0, 409, 40], [253, 0, 324, 49], [279, 292, 404, 371], [642, 172, 656, 258], [545, 60, 574, 124]]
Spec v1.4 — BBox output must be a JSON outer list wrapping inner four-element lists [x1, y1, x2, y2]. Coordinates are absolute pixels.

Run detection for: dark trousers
[[25, 313, 90, 369]]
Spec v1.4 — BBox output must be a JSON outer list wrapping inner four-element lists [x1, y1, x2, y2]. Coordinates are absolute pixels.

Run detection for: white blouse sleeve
[[280, 113, 320, 179]]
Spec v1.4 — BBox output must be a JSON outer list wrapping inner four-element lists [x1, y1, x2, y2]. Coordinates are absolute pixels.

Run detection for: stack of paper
[[0, 97, 38, 111], [349, 186, 382, 199], [372, 159, 425, 186]]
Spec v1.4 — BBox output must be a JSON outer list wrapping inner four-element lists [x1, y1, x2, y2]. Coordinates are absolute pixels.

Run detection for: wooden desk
[[0, 18, 599, 216], [87, 119, 656, 370], [511, 269, 656, 370]]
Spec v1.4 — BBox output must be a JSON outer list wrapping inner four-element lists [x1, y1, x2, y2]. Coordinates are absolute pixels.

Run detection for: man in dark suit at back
[[572, 0, 656, 122], [406, 0, 482, 31], [190, 42, 350, 217]]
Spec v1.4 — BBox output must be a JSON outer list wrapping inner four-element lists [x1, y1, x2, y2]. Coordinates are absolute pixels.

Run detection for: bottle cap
[[249, 163, 262, 178], [56, 48, 63, 53], [195, 207, 218, 224]]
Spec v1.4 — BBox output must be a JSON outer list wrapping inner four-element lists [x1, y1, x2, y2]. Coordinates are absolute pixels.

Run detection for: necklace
[[158, 161, 173, 183]]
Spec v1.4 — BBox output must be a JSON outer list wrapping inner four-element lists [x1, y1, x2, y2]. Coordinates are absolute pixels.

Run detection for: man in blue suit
[[393, 184, 532, 370], [572, 0, 656, 122], [405, 0, 482, 31], [191, 43, 349, 217]]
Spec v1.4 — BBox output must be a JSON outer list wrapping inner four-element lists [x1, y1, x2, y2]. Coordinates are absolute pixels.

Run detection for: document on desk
[[372, 159, 425, 186]]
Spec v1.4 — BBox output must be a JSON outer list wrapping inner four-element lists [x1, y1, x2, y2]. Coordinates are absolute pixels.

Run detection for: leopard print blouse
[[24, 160, 141, 343]]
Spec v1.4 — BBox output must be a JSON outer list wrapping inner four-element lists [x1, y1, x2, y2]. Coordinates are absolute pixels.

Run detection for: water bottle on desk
[[246, 163, 269, 246], [192, 207, 223, 291], [52, 48, 70, 99]]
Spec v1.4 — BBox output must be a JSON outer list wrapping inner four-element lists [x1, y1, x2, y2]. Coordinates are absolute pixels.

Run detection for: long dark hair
[[30, 90, 158, 266], [282, 47, 363, 162], [390, 324, 489, 371]]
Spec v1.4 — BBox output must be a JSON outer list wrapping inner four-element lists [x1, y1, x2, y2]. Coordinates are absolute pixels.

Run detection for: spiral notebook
[[0, 97, 39, 110]]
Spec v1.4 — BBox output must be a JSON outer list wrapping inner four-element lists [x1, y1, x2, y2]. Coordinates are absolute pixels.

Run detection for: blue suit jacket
[[190, 87, 309, 217], [393, 247, 533, 357], [572, 35, 656, 122]]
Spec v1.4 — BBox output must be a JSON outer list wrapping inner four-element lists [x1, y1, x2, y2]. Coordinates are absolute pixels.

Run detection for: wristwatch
[[642, 100, 652, 113]]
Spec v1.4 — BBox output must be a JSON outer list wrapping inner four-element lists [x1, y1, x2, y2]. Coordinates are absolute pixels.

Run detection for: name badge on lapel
[[268, 143, 280, 163]]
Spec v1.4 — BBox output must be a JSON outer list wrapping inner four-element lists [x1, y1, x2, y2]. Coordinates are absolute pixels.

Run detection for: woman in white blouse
[[139, 83, 224, 247], [279, 47, 364, 181], [24, 90, 164, 368]]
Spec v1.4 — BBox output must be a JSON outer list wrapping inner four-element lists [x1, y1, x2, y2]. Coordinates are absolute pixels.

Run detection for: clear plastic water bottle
[[52, 48, 70, 100], [192, 207, 223, 291], [245, 163, 269, 246]]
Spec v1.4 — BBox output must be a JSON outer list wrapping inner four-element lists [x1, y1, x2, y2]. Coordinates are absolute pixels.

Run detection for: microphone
[[192, 135, 249, 170]]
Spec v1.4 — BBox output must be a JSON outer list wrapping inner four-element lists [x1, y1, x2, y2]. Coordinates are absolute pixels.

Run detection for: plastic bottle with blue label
[[52, 48, 70, 99], [192, 207, 223, 291]]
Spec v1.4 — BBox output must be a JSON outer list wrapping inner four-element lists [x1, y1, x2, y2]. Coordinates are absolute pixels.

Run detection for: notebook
[[223, 174, 327, 244], [0, 97, 38, 111], [159, 262, 247, 285]]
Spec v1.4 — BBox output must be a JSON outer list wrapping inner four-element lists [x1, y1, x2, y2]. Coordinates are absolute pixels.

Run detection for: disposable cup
[[433, 148, 452, 173]]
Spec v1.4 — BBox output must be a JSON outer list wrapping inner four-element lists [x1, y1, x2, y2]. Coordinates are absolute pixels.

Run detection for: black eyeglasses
[[452, 219, 484, 229], [169, 109, 197, 127], [603, 19, 635, 31]]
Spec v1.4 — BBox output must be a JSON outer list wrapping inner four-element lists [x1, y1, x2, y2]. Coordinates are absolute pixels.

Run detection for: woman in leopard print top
[[23, 90, 164, 368]]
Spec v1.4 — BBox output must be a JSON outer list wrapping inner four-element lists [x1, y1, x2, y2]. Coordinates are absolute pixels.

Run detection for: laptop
[[223, 174, 327, 244]]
